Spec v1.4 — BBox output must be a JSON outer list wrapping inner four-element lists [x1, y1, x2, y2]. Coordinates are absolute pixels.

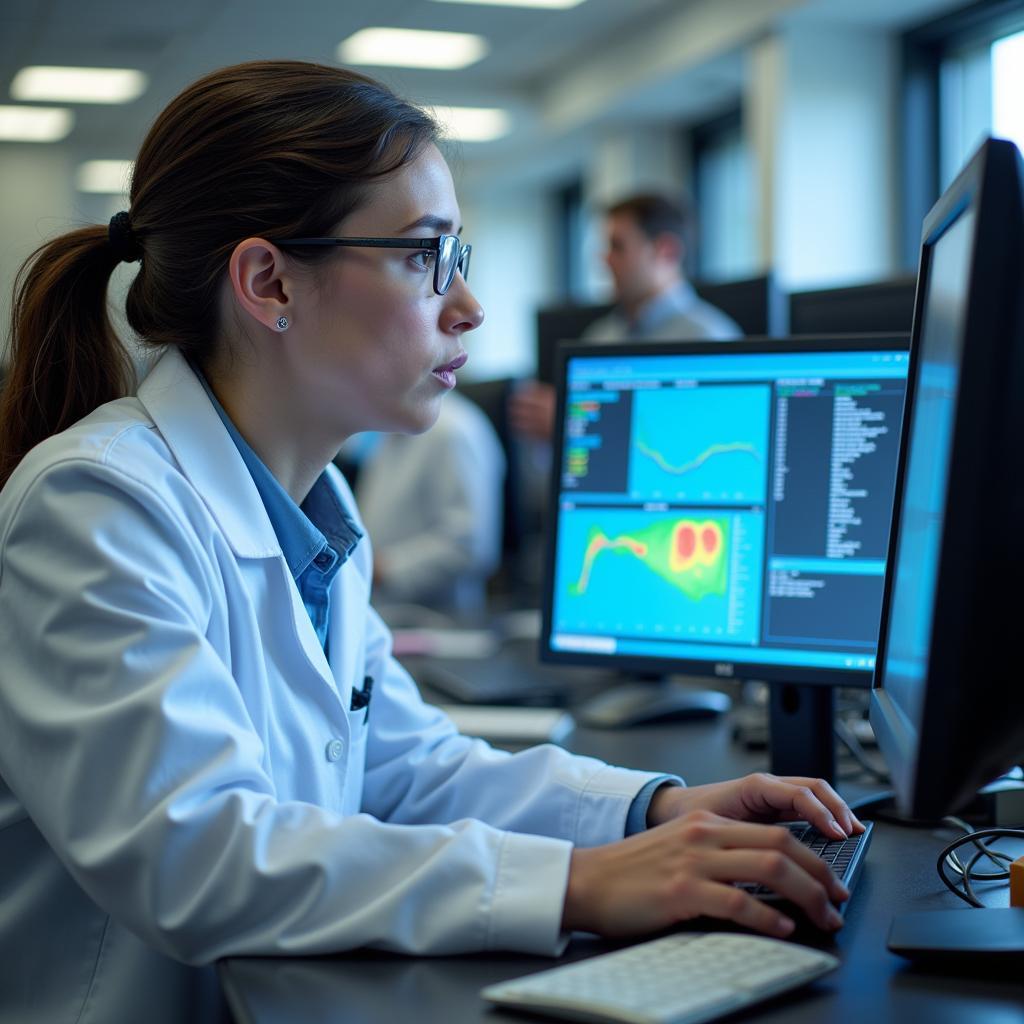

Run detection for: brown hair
[[0, 60, 438, 488]]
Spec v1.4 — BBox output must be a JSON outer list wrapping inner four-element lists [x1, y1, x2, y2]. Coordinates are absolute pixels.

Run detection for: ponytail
[[0, 60, 438, 490], [0, 226, 133, 489]]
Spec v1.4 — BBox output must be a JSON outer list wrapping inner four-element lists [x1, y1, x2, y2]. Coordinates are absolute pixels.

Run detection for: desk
[[219, 707, 1022, 1023]]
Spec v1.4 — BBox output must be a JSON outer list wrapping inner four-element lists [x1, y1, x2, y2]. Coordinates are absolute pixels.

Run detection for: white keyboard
[[481, 932, 839, 1024]]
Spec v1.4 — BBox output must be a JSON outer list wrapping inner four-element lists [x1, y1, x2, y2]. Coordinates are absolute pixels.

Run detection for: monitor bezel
[[788, 276, 918, 336], [870, 138, 1024, 817], [539, 334, 911, 688]]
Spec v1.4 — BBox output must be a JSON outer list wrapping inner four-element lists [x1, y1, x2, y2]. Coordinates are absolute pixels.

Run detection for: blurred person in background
[[509, 192, 741, 443], [352, 387, 505, 619]]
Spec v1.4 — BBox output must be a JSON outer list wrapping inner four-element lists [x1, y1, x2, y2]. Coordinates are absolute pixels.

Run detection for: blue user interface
[[549, 346, 909, 675]]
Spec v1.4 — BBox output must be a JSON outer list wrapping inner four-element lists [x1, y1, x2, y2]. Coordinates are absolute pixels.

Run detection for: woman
[[0, 61, 859, 1024]]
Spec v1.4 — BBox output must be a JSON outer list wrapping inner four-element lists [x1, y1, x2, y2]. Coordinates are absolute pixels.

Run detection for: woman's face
[[288, 143, 484, 439]]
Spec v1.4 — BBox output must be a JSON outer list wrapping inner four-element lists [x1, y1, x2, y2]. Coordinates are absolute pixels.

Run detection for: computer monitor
[[541, 336, 909, 780], [694, 274, 788, 336], [789, 277, 917, 336], [870, 137, 1024, 820], [535, 304, 612, 385]]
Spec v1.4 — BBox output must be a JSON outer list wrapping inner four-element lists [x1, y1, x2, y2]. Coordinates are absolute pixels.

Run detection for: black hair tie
[[108, 211, 143, 264]]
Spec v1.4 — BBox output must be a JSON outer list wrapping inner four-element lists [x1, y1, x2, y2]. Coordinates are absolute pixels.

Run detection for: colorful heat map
[[553, 507, 761, 642], [570, 517, 728, 601]]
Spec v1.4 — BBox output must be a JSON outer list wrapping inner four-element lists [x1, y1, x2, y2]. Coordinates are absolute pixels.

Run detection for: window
[[937, 34, 993, 190], [553, 178, 587, 302], [902, 2, 1024, 266], [992, 29, 1024, 155], [936, 22, 1024, 190]]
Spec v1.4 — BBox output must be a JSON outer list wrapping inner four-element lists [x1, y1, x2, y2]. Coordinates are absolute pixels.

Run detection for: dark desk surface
[[220, 664, 1024, 1024]]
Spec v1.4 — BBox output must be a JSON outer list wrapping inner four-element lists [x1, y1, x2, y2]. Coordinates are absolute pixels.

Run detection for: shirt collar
[[190, 365, 362, 579]]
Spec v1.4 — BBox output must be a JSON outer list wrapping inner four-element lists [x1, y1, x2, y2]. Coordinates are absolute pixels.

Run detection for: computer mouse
[[578, 685, 732, 729]]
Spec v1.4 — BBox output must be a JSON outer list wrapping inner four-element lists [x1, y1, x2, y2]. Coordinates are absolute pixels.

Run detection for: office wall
[[758, 24, 901, 290], [457, 189, 559, 381], [0, 148, 76, 362], [0, 149, 135, 373], [579, 126, 693, 300]]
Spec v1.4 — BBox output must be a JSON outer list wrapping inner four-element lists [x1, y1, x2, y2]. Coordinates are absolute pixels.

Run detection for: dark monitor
[[457, 378, 527, 590], [870, 137, 1024, 820], [535, 304, 612, 385], [541, 337, 909, 779], [694, 274, 788, 336], [789, 277, 917, 336]]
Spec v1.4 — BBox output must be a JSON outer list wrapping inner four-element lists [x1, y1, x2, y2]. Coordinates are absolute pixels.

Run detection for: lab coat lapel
[[266, 555, 345, 703], [324, 547, 367, 709], [136, 349, 277, 559], [136, 348, 341, 700]]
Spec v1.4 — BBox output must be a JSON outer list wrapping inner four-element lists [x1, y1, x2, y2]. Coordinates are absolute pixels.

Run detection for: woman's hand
[[647, 773, 865, 840], [562, 810, 849, 939]]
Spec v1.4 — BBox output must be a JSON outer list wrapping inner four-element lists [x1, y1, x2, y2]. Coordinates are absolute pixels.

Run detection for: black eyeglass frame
[[273, 235, 471, 296]]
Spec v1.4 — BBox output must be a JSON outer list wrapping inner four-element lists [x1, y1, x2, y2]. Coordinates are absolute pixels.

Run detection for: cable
[[935, 820, 1024, 908]]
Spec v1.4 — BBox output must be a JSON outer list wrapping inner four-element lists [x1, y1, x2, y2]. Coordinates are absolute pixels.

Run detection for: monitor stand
[[577, 677, 837, 785], [768, 683, 836, 783], [575, 673, 732, 729]]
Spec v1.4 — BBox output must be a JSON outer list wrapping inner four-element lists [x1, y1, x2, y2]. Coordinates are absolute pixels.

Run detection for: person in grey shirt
[[580, 193, 741, 344], [354, 388, 506, 618], [510, 192, 741, 441]]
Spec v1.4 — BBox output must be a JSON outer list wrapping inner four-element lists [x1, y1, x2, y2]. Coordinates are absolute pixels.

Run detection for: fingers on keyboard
[[780, 832, 851, 903], [692, 879, 797, 937], [707, 850, 843, 932]]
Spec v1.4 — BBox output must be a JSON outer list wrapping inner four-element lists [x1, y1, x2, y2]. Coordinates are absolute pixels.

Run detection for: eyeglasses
[[273, 234, 471, 296]]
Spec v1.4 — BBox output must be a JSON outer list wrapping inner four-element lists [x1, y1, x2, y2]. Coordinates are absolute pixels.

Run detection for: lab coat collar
[[136, 347, 282, 561]]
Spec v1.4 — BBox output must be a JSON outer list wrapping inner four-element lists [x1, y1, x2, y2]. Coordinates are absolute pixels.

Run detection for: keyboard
[[737, 820, 873, 918], [481, 932, 839, 1024]]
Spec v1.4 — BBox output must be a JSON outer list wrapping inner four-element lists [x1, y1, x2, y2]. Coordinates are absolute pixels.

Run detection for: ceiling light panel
[[430, 105, 511, 142], [76, 160, 134, 194], [429, 0, 587, 7], [337, 28, 488, 70], [0, 106, 74, 142], [11, 66, 148, 104]]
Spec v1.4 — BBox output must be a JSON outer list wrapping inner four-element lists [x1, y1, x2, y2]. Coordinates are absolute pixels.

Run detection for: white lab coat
[[0, 348, 662, 1024]]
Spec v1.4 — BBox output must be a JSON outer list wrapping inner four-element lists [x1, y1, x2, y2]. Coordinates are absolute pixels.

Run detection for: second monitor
[[541, 338, 909, 779]]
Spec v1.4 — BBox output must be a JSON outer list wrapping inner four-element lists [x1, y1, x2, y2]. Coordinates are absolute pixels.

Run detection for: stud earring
[[276, 315, 290, 331]]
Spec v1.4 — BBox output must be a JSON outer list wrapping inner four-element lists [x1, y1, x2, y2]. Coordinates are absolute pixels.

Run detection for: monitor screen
[[541, 338, 909, 686], [870, 137, 1024, 817], [876, 211, 973, 729]]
